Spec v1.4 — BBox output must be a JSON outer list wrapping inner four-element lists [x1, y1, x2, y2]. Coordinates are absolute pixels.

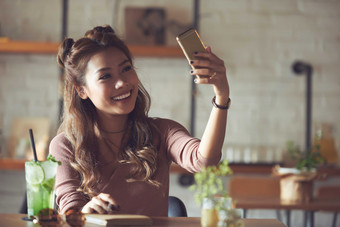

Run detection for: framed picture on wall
[[125, 7, 166, 45], [7, 117, 50, 160]]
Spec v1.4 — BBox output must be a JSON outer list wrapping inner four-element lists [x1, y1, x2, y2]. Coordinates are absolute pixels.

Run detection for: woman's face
[[80, 47, 139, 117]]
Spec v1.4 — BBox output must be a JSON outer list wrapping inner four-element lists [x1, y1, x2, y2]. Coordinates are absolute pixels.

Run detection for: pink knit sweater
[[49, 118, 221, 216]]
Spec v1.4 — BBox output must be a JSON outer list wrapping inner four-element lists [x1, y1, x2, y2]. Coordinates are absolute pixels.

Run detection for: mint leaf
[[47, 154, 61, 166]]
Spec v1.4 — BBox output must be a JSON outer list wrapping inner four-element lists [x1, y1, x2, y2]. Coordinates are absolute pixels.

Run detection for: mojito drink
[[25, 159, 58, 217]]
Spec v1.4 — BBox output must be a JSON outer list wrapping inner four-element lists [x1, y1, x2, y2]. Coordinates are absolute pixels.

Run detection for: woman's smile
[[111, 90, 132, 101]]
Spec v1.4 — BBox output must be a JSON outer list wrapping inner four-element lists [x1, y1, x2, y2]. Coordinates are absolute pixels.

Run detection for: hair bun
[[57, 38, 74, 68], [84, 25, 116, 41]]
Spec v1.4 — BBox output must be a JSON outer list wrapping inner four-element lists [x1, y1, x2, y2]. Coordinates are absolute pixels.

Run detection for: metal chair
[[168, 196, 187, 217], [19, 192, 27, 214]]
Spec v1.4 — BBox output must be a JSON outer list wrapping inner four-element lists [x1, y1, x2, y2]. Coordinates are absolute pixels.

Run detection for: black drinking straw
[[29, 129, 38, 162]]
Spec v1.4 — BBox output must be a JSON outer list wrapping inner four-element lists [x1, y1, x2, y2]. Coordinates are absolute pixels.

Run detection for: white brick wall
[[0, 54, 59, 149], [0, 0, 61, 41], [198, 0, 340, 160]]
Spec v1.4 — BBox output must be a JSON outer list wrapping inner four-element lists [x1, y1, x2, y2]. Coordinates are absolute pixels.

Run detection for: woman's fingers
[[82, 193, 120, 214], [191, 68, 216, 77], [189, 51, 225, 77], [191, 47, 224, 66], [82, 201, 106, 214], [190, 63, 226, 85], [97, 193, 118, 207], [188, 46, 227, 85], [190, 57, 224, 70], [90, 197, 108, 213], [97, 193, 120, 213], [194, 76, 212, 84]]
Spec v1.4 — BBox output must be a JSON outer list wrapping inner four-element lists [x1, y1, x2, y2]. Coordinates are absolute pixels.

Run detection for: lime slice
[[25, 162, 45, 185], [41, 178, 56, 192]]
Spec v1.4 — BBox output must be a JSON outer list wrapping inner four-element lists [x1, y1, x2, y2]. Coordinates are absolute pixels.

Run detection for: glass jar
[[201, 197, 219, 227]]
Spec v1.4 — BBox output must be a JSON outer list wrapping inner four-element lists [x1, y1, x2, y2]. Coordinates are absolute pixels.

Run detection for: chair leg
[[303, 211, 308, 227], [19, 191, 27, 214], [332, 212, 338, 227], [276, 210, 282, 222], [310, 211, 314, 227], [243, 209, 247, 218], [286, 210, 291, 227], [302, 211, 314, 227]]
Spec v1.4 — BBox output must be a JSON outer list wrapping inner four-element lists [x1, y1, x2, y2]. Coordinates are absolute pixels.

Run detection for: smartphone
[[176, 28, 206, 64]]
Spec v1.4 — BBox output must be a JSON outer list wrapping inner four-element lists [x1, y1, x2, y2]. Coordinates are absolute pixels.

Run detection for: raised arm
[[189, 46, 230, 160]]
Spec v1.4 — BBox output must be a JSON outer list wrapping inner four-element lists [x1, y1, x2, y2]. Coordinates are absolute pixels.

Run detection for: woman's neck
[[97, 111, 128, 134], [94, 113, 128, 160]]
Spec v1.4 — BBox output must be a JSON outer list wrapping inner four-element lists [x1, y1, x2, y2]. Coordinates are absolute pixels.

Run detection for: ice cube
[[41, 161, 58, 180]]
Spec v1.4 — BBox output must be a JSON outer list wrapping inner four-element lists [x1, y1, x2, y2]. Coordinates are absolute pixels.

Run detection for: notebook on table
[[85, 214, 152, 226]]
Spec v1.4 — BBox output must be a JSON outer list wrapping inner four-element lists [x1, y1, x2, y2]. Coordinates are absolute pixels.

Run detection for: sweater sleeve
[[156, 118, 221, 173], [49, 133, 88, 214]]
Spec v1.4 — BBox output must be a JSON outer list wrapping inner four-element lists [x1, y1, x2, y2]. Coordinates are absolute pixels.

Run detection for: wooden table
[[233, 197, 340, 227], [0, 213, 286, 227]]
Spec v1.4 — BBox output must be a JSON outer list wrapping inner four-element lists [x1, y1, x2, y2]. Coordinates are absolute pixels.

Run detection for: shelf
[[129, 45, 183, 58], [0, 40, 59, 54], [0, 158, 25, 170], [0, 39, 184, 58], [229, 162, 280, 175]]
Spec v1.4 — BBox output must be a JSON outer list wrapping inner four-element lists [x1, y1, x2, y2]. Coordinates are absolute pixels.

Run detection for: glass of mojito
[[25, 158, 58, 217]]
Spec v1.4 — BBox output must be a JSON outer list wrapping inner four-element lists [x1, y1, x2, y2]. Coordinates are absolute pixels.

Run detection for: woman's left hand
[[190, 46, 229, 101]]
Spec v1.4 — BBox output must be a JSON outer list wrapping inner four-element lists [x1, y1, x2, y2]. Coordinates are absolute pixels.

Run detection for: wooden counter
[[170, 162, 282, 175]]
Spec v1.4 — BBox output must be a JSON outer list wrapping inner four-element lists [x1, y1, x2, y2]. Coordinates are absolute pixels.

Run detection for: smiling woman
[[49, 25, 230, 216]]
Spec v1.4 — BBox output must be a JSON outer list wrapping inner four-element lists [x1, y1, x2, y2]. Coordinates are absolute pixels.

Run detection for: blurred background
[[0, 0, 339, 226]]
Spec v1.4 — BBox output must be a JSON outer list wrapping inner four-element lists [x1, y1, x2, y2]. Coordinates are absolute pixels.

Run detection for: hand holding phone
[[176, 28, 206, 69]]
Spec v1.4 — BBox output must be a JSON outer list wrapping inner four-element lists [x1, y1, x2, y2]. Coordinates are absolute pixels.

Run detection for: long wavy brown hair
[[57, 25, 159, 198]]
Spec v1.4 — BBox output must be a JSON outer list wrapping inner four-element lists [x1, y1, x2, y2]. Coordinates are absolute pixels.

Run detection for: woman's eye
[[122, 65, 132, 73], [99, 74, 110, 80]]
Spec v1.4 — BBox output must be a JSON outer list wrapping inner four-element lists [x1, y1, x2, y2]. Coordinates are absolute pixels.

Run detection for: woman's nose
[[115, 78, 127, 89]]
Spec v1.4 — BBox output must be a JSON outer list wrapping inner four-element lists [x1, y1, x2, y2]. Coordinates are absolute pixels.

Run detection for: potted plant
[[190, 160, 239, 227], [274, 139, 326, 203], [286, 140, 326, 172]]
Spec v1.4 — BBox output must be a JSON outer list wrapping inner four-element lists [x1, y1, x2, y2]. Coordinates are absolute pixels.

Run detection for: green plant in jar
[[190, 160, 233, 227], [286, 139, 326, 171], [190, 159, 232, 205]]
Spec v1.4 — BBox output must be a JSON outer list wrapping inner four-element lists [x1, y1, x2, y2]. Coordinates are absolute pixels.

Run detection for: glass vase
[[201, 197, 219, 227]]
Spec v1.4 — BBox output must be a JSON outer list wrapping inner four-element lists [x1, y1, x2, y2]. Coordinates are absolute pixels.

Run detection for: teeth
[[112, 91, 131, 101]]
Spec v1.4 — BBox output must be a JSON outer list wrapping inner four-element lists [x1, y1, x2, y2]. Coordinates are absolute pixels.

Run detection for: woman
[[50, 25, 230, 216]]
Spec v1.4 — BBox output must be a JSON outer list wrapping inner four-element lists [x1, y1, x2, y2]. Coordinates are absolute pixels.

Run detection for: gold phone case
[[176, 28, 206, 63]]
